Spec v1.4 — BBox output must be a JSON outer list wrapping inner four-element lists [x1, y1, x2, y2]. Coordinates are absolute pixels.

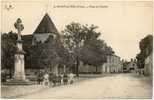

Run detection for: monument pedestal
[[14, 52, 26, 80], [4, 41, 34, 85], [4, 53, 34, 85], [4, 79, 33, 85], [4, 49, 34, 85]]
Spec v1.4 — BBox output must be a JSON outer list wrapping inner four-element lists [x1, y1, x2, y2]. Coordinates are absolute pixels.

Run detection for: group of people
[[36, 71, 75, 86]]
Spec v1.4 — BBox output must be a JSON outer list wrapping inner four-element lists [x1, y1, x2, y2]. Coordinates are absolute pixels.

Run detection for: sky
[[0, 0, 153, 61]]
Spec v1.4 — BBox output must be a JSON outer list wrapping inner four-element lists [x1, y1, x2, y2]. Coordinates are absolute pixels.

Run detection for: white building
[[127, 59, 138, 73], [102, 54, 123, 73]]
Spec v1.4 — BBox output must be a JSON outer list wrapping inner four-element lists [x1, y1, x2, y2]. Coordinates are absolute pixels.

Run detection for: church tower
[[32, 13, 59, 45]]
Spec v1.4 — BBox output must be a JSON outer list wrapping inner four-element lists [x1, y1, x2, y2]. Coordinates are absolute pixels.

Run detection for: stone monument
[[5, 18, 32, 85], [14, 18, 26, 80]]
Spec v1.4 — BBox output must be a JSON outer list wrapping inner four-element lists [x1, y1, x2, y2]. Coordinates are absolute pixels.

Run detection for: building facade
[[102, 54, 123, 73], [127, 59, 138, 73], [79, 61, 102, 74]]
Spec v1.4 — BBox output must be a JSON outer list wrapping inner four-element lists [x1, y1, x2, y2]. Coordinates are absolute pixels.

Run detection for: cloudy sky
[[1, 0, 153, 61]]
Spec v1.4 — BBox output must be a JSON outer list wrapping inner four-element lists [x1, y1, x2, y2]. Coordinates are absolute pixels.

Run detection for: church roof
[[33, 13, 58, 34]]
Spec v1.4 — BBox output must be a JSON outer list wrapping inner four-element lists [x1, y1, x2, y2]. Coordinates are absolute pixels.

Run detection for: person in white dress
[[43, 72, 49, 86], [68, 72, 75, 84]]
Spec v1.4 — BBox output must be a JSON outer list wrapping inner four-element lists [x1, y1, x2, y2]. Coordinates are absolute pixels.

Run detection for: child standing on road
[[43, 72, 50, 86], [68, 72, 75, 84]]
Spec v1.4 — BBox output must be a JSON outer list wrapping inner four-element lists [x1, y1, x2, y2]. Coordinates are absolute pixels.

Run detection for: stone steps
[[3, 80, 35, 85]]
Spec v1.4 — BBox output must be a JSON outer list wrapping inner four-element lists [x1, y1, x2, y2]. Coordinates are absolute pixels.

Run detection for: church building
[[22, 13, 61, 76], [23, 13, 59, 46]]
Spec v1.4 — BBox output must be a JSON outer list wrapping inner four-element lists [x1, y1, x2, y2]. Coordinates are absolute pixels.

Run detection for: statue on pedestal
[[5, 18, 33, 85], [13, 18, 26, 80]]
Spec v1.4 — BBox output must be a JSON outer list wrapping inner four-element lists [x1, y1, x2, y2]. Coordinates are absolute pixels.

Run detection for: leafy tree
[[26, 42, 44, 69], [63, 22, 114, 76], [136, 53, 145, 68], [80, 39, 107, 72], [80, 25, 114, 72], [27, 35, 69, 73], [122, 60, 129, 70], [62, 22, 85, 76], [139, 34, 153, 57], [136, 34, 153, 69], [82, 24, 114, 55], [1, 31, 17, 78], [39, 35, 60, 70]]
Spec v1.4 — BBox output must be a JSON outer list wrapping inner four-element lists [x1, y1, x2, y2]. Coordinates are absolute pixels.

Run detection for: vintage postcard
[[0, 0, 153, 99]]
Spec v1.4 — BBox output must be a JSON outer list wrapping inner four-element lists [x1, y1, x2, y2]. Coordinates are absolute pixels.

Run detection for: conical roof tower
[[34, 13, 58, 34], [32, 13, 59, 44]]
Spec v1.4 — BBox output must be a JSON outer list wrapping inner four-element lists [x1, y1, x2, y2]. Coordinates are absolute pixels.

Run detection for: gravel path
[[6, 73, 152, 99]]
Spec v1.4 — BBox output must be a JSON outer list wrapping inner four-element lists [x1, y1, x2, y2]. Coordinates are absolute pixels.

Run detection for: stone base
[[3, 79, 34, 85]]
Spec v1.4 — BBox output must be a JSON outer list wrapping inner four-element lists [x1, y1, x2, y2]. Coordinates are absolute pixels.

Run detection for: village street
[[8, 73, 151, 99]]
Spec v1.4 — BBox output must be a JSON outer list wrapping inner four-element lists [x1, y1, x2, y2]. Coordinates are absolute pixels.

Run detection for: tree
[[26, 42, 44, 69], [136, 34, 153, 69], [62, 22, 85, 76], [139, 34, 153, 57], [80, 24, 114, 72], [63, 22, 115, 76], [136, 53, 145, 68], [80, 39, 107, 72], [1, 31, 17, 78], [122, 60, 129, 71], [27, 35, 69, 73], [39, 35, 61, 70]]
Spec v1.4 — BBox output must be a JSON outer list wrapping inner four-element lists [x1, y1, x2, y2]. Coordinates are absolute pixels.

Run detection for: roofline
[[33, 13, 59, 34]]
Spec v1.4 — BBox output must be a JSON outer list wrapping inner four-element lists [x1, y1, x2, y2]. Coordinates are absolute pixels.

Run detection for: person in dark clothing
[[63, 73, 68, 85], [2, 73, 7, 82], [49, 73, 54, 86], [37, 71, 43, 85], [57, 75, 62, 85], [52, 74, 57, 86]]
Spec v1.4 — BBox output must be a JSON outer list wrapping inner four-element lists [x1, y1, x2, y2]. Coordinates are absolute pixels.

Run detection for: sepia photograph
[[0, 0, 153, 99]]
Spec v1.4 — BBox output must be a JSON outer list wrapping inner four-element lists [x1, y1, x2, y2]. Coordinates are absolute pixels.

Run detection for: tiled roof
[[33, 13, 58, 34]]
